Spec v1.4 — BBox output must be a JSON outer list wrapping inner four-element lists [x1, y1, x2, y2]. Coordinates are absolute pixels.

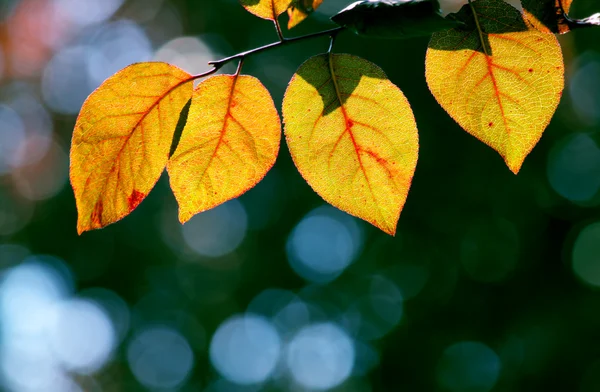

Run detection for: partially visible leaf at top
[[522, 0, 572, 33], [522, 0, 599, 33], [287, 0, 324, 29], [331, 0, 463, 39], [283, 54, 419, 235], [168, 74, 281, 223], [70, 62, 193, 234], [425, 0, 564, 174], [240, 0, 293, 20]]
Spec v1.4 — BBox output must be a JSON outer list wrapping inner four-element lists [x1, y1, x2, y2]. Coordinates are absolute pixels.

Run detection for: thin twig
[[208, 27, 345, 70], [191, 66, 220, 81]]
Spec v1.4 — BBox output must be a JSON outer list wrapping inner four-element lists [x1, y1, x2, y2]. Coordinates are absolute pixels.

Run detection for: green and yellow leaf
[[283, 54, 419, 235], [240, 0, 293, 20], [287, 0, 324, 29], [425, 0, 564, 174], [168, 75, 281, 223], [70, 62, 193, 234]]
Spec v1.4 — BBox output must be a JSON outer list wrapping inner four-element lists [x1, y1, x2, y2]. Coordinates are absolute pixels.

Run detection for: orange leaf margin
[[426, 0, 564, 174], [70, 62, 193, 234], [283, 53, 419, 235], [168, 74, 281, 223]]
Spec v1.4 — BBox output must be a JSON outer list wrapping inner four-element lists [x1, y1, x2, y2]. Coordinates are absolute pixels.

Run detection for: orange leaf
[[240, 0, 293, 20], [70, 62, 193, 234], [287, 0, 324, 29], [168, 75, 281, 223], [283, 54, 419, 235], [425, 0, 564, 174]]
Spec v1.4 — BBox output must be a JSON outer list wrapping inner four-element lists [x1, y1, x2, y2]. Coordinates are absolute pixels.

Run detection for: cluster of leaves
[[70, 0, 599, 235]]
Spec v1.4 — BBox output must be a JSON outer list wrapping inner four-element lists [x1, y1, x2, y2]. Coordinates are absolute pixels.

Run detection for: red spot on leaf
[[528, 68, 533, 73], [128, 190, 145, 211], [91, 201, 103, 227], [489, 122, 494, 127], [346, 119, 354, 129]]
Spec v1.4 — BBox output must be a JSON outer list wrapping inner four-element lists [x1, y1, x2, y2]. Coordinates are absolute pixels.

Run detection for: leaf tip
[[178, 210, 193, 225], [505, 158, 524, 175], [508, 165, 521, 175], [381, 224, 397, 236]]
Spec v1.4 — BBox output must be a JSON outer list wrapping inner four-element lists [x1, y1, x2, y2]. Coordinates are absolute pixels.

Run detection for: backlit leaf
[[283, 54, 419, 235], [287, 0, 324, 29], [168, 75, 280, 223], [240, 0, 293, 20], [70, 62, 193, 234], [425, 0, 564, 174]]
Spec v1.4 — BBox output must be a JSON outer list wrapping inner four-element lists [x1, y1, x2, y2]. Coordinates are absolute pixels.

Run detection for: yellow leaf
[[283, 54, 419, 235], [240, 0, 293, 20], [168, 75, 281, 223], [287, 0, 324, 29], [522, 0, 573, 33], [425, 0, 564, 174], [70, 62, 193, 234]]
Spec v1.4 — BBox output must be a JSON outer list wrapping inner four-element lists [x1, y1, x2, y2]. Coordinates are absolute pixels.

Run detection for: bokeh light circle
[[286, 323, 354, 390], [86, 20, 152, 86], [154, 36, 216, 75], [346, 275, 404, 341], [42, 46, 94, 114], [0, 256, 73, 336], [547, 133, 600, 203], [569, 53, 600, 125], [436, 341, 501, 392], [52, 0, 124, 27], [81, 288, 130, 344], [127, 326, 194, 390], [286, 206, 362, 283], [572, 222, 600, 287], [182, 200, 248, 257], [210, 314, 281, 385], [0, 104, 25, 175], [48, 298, 116, 374]]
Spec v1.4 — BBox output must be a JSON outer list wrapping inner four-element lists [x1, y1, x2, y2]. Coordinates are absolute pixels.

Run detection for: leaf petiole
[[273, 17, 286, 42], [468, 0, 490, 56]]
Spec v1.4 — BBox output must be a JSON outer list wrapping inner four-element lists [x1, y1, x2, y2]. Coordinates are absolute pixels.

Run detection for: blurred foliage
[[1, 0, 600, 391]]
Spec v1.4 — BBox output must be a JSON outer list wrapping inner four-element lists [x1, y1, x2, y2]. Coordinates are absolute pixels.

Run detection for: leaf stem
[[468, 0, 489, 56], [208, 27, 344, 70], [328, 29, 340, 53], [274, 18, 285, 42], [235, 58, 245, 76]]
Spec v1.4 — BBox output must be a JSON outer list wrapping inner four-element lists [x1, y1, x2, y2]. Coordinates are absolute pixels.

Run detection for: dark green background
[[1, 0, 600, 391]]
